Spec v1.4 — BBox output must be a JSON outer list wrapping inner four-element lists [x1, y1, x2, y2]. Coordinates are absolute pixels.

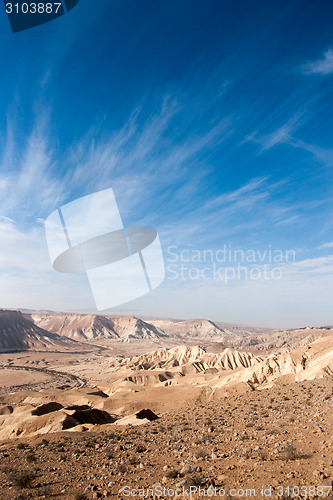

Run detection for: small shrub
[[185, 473, 204, 487], [195, 447, 208, 459], [166, 469, 178, 479], [281, 443, 302, 461], [13, 493, 27, 500], [11, 471, 35, 488], [128, 455, 139, 465], [118, 463, 127, 473], [17, 443, 27, 450], [135, 444, 146, 453], [106, 432, 120, 441], [267, 429, 279, 435], [258, 450, 267, 461], [26, 453, 36, 463], [105, 447, 114, 459], [75, 493, 88, 500]]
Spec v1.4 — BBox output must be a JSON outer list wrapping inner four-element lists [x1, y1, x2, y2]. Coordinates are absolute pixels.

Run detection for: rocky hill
[[148, 318, 230, 341], [127, 345, 262, 372], [30, 314, 166, 342], [0, 310, 80, 353]]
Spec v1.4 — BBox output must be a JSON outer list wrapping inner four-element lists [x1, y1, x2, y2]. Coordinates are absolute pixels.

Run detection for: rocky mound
[[62, 409, 116, 429], [31, 402, 63, 416], [135, 409, 159, 421], [0, 406, 13, 415], [243, 327, 333, 352], [214, 334, 333, 388], [128, 345, 262, 373]]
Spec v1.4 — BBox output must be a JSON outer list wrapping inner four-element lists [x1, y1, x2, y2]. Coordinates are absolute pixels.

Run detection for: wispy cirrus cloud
[[160, 175, 305, 246], [288, 138, 333, 167], [0, 114, 68, 220], [303, 48, 333, 75], [243, 108, 333, 171], [60, 94, 231, 225], [0, 92, 231, 230], [242, 113, 305, 152]]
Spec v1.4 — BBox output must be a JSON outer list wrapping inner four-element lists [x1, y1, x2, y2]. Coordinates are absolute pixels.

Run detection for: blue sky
[[0, 0, 333, 327]]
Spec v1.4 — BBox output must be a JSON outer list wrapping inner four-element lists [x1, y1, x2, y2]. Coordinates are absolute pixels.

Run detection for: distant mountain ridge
[[30, 313, 166, 342], [142, 318, 231, 340], [0, 310, 79, 352], [1, 309, 332, 353]]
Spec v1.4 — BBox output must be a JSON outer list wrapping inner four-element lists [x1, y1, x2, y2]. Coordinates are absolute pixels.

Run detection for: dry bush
[[118, 463, 127, 473], [128, 455, 140, 465], [10, 470, 35, 488], [195, 447, 208, 459], [166, 469, 179, 478], [280, 443, 304, 461], [75, 494, 88, 500], [26, 453, 36, 463], [16, 443, 27, 450]]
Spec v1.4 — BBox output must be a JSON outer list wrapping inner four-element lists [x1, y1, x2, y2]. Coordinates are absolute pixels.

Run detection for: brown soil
[[0, 378, 331, 499]]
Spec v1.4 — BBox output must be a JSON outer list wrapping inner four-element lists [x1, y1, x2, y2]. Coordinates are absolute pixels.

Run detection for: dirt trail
[[0, 363, 86, 394]]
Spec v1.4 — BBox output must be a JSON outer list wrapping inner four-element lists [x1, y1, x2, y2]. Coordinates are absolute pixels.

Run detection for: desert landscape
[[0, 309, 331, 499]]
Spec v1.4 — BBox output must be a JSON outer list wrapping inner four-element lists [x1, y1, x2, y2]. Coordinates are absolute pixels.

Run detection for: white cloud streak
[[303, 49, 333, 75]]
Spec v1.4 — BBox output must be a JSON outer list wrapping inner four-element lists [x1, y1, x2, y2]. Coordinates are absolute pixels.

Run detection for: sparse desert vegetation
[[0, 310, 332, 498]]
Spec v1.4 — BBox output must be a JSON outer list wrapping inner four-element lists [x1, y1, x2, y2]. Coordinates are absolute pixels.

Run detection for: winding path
[[0, 363, 87, 394]]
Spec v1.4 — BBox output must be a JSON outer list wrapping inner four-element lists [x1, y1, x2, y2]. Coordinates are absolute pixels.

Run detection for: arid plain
[[0, 309, 332, 499]]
